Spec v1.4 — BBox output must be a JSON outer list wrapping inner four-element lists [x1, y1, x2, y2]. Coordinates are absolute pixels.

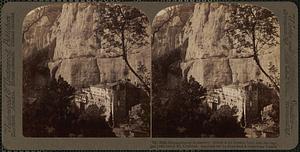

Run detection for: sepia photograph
[[22, 3, 151, 137], [1, 1, 299, 150], [152, 3, 280, 138]]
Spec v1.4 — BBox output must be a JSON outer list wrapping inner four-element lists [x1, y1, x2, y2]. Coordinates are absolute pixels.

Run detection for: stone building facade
[[74, 81, 147, 128], [206, 82, 260, 126]]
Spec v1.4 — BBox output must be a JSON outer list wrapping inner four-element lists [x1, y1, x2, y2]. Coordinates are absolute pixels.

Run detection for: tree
[[268, 62, 280, 88], [153, 76, 209, 137], [209, 105, 246, 137], [226, 4, 280, 93], [23, 76, 115, 137], [23, 46, 50, 94], [153, 76, 247, 137], [95, 4, 150, 93], [78, 104, 115, 137], [136, 61, 151, 90], [23, 76, 77, 137]]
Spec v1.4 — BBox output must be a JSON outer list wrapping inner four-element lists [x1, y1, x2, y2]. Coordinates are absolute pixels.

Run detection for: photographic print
[[152, 3, 280, 138], [2, 1, 298, 150], [22, 3, 151, 137]]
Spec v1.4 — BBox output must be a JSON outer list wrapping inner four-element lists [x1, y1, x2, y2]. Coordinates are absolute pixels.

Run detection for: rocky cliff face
[[152, 4, 195, 59], [179, 3, 234, 87], [183, 3, 231, 60], [23, 4, 62, 60], [23, 3, 151, 88], [153, 3, 280, 88], [24, 3, 280, 89]]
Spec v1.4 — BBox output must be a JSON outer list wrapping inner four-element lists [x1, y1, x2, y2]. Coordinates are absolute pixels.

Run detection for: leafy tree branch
[[95, 4, 150, 93], [226, 4, 280, 93]]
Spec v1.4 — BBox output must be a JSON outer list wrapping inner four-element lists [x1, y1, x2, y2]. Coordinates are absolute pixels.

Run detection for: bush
[[23, 76, 115, 137]]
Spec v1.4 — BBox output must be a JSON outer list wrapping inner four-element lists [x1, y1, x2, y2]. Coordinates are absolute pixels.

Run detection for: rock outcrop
[[24, 3, 280, 89], [183, 3, 231, 60], [182, 58, 233, 87], [153, 3, 280, 88], [152, 4, 195, 59], [23, 3, 151, 88], [23, 4, 62, 60]]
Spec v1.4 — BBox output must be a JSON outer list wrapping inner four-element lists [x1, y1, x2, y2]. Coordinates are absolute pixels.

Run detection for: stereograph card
[[1, 1, 298, 150]]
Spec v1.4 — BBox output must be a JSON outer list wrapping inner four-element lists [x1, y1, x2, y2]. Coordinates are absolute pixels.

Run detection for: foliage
[[209, 105, 246, 137], [153, 76, 207, 137], [95, 4, 150, 93], [136, 61, 151, 91], [125, 80, 150, 136], [226, 4, 279, 53], [248, 80, 279, 117], [23, 76, 77, 137], [153, 76, 245, 137], [255, 80, 279, 124], [96, 4, 149, 51], [129, 103, 150, 137], [23, 76, 115, 137], [94, 5, 152, 135], [226, 4, 280, 93], [77, 104, 115, 137], [152, 48, 182, 94], [268, 62, 280, 88], [23, 47, 50, 95], [139, 101, 150, 130]]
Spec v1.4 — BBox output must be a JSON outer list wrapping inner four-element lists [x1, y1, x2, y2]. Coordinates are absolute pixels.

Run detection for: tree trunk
[[121, 31, 150, 94], [252, 28, 280, 94], [253, 56, 280, 93], [124, 58, 150, 93]]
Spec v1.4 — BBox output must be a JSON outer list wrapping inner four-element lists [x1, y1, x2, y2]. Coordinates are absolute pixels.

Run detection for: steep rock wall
[[182, 3, 280, 88], [55, 57, 100, 88], [51, 3, 150, 87], [182, 58, 232, 87], [183, 3, 231, 60], [153, 3, 280, 88], [51, 3, 101, 60], [24, 3, 151, 88], [152, 4, 195, 59], [23, 5, 62, 60]]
